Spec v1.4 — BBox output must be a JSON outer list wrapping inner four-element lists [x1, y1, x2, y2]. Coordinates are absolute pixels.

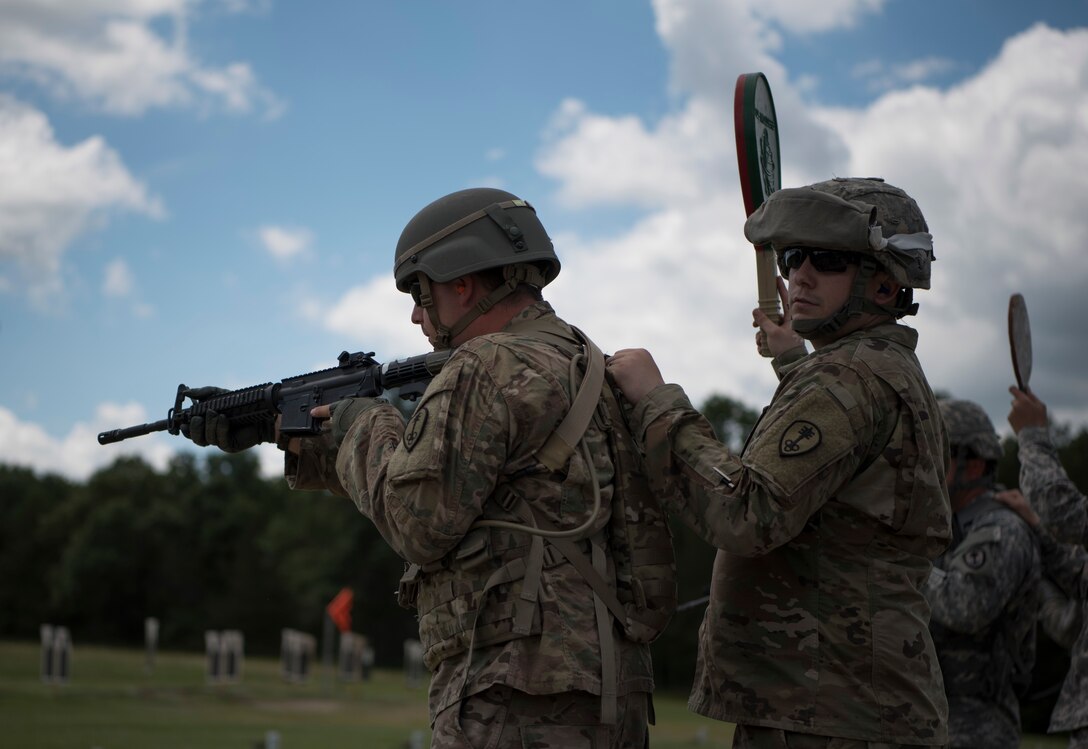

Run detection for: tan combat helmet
[[744, 177, 935, 339], [394, 187, 560, 349]]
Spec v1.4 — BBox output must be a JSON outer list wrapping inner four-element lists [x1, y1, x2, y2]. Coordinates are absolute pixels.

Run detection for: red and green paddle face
[[735, 72, 783, 353], [734, 72, 781, 219]]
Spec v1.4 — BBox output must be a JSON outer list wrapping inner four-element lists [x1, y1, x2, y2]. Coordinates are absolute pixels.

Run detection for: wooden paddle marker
[[1008, 293, 1032, 392], [734, 72, 782, 357]]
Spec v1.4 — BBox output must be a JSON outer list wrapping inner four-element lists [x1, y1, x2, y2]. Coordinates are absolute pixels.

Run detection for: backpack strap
[[536, 329, 605, 472], [499, 489, 622, 725]]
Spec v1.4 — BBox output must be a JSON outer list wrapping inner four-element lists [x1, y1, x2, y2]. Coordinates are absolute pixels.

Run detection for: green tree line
[[0, 451, 417, 669], [2, 395, 1086, 698]]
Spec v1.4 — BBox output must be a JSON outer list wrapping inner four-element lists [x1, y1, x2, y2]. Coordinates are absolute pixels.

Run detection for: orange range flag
[[326, 587, 353, 633]]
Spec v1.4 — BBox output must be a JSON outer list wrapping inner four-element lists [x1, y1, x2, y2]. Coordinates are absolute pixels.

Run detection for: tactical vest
[[397, 316, 676, 723]]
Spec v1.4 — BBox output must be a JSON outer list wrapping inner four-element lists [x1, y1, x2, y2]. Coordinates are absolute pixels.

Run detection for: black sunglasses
[[409, 281, 423, 306], [776, 247, 861, 278]]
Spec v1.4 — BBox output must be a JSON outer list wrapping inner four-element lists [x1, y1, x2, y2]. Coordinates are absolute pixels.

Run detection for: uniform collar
[[503, 300, 555, 330]]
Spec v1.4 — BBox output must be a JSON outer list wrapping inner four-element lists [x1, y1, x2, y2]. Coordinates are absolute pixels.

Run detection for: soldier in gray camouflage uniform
[[925, 399, 1041, 749], [186, 188, 660, 748], [1005, 387, 1088, 748], [609, 178, 952, 748]]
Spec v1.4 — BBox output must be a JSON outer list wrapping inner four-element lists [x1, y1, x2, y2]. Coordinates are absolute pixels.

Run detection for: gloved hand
[[328, 397, 388, 449], [183, 386, 276, 453]]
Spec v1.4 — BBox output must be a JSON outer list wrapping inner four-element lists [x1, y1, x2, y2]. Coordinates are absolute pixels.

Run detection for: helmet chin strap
[[417, 264, 549, 350], [790, 257, 918, 341], [415, 275, 453, 350]]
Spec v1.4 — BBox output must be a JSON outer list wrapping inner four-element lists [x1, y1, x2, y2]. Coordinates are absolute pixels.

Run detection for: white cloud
[[102, 256, 155, 316], [540, 0, 851, 211], [0, 0, 283, 117], [304, 274, 424, 360], [810, 22, 1088, 425], [0, 402, 175, 482], [102, 257, 134, 297], [651, 0, 883, 105], [0, 95, 163, 306], [749, 0, 884, 34], [535, 16, 1088, 433], [254, 443, 284, 478], [0, 401, 287, 481], [852, 56, 959, 92], [258, 225, 313, 261], [539, 98, 710, 208]]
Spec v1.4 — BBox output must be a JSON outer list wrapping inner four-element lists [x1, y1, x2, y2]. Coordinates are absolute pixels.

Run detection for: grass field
[[0, 640, 735, 748], [0, 640, 1066, 748]]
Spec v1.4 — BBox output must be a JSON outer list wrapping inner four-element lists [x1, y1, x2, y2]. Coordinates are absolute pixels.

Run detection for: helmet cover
[[940, 399, 1003, 461]]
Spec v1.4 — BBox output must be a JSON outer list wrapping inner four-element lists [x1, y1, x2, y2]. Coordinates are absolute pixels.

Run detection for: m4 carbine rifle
[[97, 349, 451, 446]]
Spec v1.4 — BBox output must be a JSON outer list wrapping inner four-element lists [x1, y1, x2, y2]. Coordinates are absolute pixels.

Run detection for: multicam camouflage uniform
[[1018, 425, 1088, 746], [924, 492, 1041, 749], [628, 321, 951, 745], [287, 302, 654, 747]]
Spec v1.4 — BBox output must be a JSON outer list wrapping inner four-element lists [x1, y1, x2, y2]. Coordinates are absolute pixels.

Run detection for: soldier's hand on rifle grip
[[274, 405, 334, 455], [324, 398, 387, 450], [753, 277, 805, 360]]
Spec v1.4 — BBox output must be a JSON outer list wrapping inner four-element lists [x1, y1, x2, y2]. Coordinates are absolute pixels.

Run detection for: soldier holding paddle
[[1002, 380, 1088, 748], [608, 177, 951, 748]]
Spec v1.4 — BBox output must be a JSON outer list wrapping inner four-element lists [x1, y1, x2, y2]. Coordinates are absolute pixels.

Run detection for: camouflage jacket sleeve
[[284, 433, 349, 498], [334, 354, 508, 566], [1018, 425, 1088, 544], [629, 360, 884, 556], [1034, 523, 1088, 602], [1038, 577, 1083, 651], [771, 345, 808, 380], [925, 511, 1038, 633]]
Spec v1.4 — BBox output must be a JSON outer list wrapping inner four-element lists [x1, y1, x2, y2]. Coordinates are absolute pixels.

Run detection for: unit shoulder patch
[[779, 420, 822, 457], [963, 547, 987, 570], [743, 384, 856, 499], [403, 406, 428, 452]]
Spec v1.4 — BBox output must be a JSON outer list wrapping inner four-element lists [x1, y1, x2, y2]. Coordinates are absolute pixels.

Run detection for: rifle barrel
[[98, 419, 170, 445]]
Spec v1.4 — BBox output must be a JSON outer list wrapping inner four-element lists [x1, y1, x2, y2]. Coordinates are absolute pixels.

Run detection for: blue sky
[[2, 0, 1087, 480]]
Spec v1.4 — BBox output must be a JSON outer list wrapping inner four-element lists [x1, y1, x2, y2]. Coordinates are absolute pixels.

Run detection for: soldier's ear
[[452, 276, 474, 306], [874, 276, 899, 303]]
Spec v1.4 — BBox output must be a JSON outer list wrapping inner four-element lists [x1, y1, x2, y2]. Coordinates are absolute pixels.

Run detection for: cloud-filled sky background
[[2, 0, 1087, 481]]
